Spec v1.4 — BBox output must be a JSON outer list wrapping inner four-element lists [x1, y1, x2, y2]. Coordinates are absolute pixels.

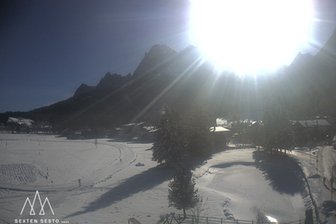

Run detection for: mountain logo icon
[[20, 190, 55, 216]]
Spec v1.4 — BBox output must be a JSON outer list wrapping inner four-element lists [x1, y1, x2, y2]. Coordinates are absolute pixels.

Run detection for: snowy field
[[193, 149, 307, 223], [0, 134, 307, 223]]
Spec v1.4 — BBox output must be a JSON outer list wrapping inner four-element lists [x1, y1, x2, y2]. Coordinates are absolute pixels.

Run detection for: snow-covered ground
[[0, 134, 174, 224], [193, 149, 306, 223], [0, 134, 308, 224], [292, 146, 336, 224]]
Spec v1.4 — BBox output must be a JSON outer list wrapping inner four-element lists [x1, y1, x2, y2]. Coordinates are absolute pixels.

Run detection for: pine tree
[[152, 107, 211, 167], [152, 109, 188, 166], [183, 107, 212, 157], [263, 103, 293, 153], [168, 169, 199, 217]]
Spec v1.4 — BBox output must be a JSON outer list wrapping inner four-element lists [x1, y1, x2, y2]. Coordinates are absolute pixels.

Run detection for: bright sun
[[189, 0, 314, 76]]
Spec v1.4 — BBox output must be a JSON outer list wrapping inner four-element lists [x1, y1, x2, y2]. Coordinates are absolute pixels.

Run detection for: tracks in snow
[[0, 138, 137, 194]]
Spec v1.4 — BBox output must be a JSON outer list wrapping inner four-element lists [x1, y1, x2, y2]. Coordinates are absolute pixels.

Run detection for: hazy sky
[[0, 0, 335, 112]]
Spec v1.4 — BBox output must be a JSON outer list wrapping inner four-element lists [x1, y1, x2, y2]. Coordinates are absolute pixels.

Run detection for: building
[[209, 126, 231, 150], [292, 119, 332, 145], [7, 117, 34, 133]]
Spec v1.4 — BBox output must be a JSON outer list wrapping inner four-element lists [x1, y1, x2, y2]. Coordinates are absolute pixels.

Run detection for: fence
[[158, 214, 310, 224], [160, 214, 257, 224]]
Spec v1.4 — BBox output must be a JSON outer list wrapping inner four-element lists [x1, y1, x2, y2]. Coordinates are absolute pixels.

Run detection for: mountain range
[[1, 32, 336, 131]]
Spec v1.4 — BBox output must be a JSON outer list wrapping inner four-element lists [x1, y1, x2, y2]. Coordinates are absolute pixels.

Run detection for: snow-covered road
[[292, 146, 336, 224]]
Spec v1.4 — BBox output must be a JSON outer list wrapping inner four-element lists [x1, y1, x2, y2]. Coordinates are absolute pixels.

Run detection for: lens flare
[[189, 0, 314, 76]]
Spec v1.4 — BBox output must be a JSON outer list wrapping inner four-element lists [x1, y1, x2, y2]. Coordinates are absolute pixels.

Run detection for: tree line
[[151, 102, 298, 216]]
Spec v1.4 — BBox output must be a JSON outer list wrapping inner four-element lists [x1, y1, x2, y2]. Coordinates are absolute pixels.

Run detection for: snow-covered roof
[[143, 126, 158, 133], [296, 119, 331, 128], [216, 118, 228, 126], [209, 126, 230, 132], [122, 122, 144, 127], [7, 117, 34, 126], [249, 121, 263, 127]]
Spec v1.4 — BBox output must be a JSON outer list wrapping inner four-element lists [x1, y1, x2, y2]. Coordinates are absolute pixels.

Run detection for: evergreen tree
[[183, 108, 212, 157], [246, 121, 265, 148], [168, 169, 199, 217], [152, 109, 188, 166], [263, 103, 293, 153], [152, 107, 211, 166]]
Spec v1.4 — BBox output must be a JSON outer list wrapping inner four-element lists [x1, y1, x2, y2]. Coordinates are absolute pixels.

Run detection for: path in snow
[[0, 134, 143, 223], [0, 134, 309, 224], [0, 134, 136, 191], [292, 146, 336, 224], [194, 149, 307, 223]]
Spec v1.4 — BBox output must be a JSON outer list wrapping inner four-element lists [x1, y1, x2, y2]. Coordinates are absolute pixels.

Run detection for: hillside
[[1, 32, 336, 130]]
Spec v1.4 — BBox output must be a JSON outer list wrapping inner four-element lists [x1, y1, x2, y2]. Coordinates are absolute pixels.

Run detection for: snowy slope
[[0, 134, 307, 224], [194, 149, 306, 223]]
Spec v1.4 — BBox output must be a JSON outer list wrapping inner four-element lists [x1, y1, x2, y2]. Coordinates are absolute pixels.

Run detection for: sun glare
[[189, 0, 314, 76]]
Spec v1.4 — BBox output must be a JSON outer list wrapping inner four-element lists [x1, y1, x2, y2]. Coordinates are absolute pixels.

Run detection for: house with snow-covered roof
[[209, 126, 231, 150], [7, 117, 34, 133], [292, 119, 332, 145]]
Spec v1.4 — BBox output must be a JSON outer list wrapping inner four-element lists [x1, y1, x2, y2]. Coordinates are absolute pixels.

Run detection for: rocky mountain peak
[[73, 83, 94, 98], [97, 72, 128, 89], [133, 44, 177, 77]]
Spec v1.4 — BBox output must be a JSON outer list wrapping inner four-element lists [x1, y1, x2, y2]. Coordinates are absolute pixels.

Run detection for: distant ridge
[[1, 35, 336, 130], [73, 84, 95, 98], [133, 44, 177, 77]]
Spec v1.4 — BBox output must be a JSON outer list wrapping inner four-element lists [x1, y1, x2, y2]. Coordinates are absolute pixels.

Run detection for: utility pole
[[331, 178, 333, 200], [331, 165, 335, 200], [316, 154, 319, 175]]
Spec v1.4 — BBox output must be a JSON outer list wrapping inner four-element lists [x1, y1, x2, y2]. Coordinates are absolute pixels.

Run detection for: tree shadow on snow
[[321, 200, 336, 217], [252, 151, 305, 195], [212, 161, 255, 169], [65, 165, 173, 218]]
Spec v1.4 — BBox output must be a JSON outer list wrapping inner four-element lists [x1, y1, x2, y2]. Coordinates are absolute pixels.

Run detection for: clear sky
[[0, 0, 335, 112]]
